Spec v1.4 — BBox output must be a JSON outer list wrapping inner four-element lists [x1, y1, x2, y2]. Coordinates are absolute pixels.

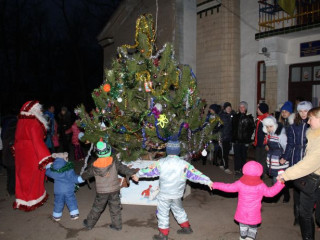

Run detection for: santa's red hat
[[20, 100, 39, 113]]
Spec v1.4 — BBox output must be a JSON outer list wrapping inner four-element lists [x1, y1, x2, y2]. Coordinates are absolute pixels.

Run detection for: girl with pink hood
[[212, 161, 284, 240]]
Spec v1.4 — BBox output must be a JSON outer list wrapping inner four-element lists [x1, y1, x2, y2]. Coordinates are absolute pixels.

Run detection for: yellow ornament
[[157, 114, 169, 128]]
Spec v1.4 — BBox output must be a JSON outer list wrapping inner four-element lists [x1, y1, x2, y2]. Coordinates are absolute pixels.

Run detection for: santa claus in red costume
[[13, 100, 53, 211]]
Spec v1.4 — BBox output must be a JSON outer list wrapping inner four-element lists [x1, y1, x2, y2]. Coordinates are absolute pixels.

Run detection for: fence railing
[[257, 0, 320, 38]]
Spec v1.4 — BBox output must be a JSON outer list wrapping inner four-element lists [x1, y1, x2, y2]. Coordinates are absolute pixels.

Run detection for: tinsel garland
[[119, 14, 155, 58], [50, 161, 74, 173]]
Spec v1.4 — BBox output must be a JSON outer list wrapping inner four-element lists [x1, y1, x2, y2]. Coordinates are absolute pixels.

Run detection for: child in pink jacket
[[212, 161, 284, 240], [65, 121, 84, 161]]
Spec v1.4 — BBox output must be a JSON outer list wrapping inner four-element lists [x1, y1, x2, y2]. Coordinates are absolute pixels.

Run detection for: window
[[257, 61, 266, 103]]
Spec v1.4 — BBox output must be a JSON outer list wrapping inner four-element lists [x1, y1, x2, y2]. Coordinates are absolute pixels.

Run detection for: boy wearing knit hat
[[254, 103, 270, 175], [81, 139, 137, 231], [136, 139, 213, 240]]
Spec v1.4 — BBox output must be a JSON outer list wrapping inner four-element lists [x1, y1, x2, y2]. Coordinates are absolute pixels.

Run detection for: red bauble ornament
[[103, 84, 111, 92], [153, 58, 159, 66]]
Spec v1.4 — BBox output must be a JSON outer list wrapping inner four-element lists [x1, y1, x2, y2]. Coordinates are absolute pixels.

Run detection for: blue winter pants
[[53, 192, 79, 218]]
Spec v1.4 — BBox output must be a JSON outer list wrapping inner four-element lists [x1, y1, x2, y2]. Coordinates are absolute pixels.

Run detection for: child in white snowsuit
[[136, 139, 213, 240]]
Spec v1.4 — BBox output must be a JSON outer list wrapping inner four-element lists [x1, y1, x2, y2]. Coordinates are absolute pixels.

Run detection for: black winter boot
[[299, 216, 315, 240], [177, 227, 193, 234], [152, 232, 168, 240]]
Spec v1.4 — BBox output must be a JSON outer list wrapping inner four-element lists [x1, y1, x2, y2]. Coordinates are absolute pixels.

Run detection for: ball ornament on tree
[[119, 126, 127, 134], [103, 84, 111, 92]]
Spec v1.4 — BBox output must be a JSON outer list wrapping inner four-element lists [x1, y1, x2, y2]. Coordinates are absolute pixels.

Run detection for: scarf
[[253, 113, 269, 146], [50, 161, 74, 173], [240, 175, 264, 186]]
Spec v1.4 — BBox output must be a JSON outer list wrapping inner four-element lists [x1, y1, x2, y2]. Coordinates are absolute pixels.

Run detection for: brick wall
[[196, 0, 240, 109]]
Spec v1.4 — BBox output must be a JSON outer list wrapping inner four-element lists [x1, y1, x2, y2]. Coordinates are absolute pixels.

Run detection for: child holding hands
[[45, 152, 84, 221], [136, 139, 213, 240], [212, 161, 284, 240], [81, 139, 137, 231]]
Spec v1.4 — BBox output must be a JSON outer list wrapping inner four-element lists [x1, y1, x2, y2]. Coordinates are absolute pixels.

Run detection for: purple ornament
[[183, 123, 189, 129], [151, 107, 160, 119]]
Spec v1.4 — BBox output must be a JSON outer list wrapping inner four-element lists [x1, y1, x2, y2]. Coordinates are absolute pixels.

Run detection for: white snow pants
[[157, 198, 188, 229]]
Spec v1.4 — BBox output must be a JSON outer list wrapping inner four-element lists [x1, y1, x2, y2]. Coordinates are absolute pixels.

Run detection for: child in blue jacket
[[46, 152, 84, 221]]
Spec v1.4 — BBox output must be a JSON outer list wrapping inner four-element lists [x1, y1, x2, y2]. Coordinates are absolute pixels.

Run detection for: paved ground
[[0, 149, 319, 240]]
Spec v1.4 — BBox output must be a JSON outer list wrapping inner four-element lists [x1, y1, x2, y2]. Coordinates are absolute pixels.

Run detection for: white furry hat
[[297, 101, 313, 112], [52, 152, 69, 161], [262, 116, 278, 133]]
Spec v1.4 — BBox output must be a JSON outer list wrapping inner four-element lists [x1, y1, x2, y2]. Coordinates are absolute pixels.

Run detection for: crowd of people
[[196, 99, 320, 240], [1, 98, 320, 240]]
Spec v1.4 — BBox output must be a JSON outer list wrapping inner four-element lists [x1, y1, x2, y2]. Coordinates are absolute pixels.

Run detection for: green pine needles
[[76, 14, 220, 162]]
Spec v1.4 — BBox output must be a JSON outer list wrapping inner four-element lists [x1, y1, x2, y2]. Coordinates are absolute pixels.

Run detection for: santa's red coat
[[13, 115, 53, 211]]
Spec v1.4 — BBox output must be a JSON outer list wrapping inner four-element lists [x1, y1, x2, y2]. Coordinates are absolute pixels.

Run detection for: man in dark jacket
[[82, 139, 137, 231], [232, 101, 255, 177], [219, 102, 234, 174]]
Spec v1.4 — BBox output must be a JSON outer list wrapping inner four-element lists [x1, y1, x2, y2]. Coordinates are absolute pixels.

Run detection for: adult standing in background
[[231, 101, 255, 177], [57, 106, 72, 153], [2, 113, 17, 196], [13, 100, 53, 211], [280, 101, 313, 226], [278, 106, 320, 240], [219, 102, 234, 174], [43, 104, 55, 152], [253, 102, 269, 175]]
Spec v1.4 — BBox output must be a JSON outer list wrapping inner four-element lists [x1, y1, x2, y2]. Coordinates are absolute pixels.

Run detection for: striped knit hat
[[166, 140, 180, 155]]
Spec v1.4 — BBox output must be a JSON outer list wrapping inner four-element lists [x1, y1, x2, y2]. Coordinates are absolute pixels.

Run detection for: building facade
[[99, 0, 320, 116]]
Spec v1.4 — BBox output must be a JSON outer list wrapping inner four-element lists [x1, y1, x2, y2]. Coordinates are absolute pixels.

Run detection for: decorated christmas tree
[[76, 14, 222, 162]]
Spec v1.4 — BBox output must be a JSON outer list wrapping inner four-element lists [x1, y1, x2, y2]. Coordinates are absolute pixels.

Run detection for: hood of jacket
[[52, 158, 67, 170], [92, 157, 114, 177], [242, 161, 263, 177]]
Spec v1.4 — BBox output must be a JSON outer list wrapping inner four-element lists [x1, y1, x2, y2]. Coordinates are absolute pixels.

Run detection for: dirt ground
[[0, 149, 319, 240]]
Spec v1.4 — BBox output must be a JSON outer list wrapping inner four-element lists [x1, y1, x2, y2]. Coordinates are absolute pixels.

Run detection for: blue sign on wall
[[300, 40, 320, 57]]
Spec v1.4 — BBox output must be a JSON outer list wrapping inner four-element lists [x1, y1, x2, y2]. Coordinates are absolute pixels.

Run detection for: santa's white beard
[[21, 103, 49, 129]]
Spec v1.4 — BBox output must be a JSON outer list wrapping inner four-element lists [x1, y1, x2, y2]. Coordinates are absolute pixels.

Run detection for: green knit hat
[[96, 138, 111, 157]]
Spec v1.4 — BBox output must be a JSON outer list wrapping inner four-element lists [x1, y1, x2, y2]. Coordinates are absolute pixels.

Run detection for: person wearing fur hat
[[45, 152, 84, 221], [231, 101, 255, 177], [262, 116, 290, 203], [13, 100, 54, 211], [280, 101, 313, 226], [279, 101, 295, 128], [81, 139, 137, 231], [212, 161, 284, 240], [253, 102, 270, 175], [135, 139, 213, 240]]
